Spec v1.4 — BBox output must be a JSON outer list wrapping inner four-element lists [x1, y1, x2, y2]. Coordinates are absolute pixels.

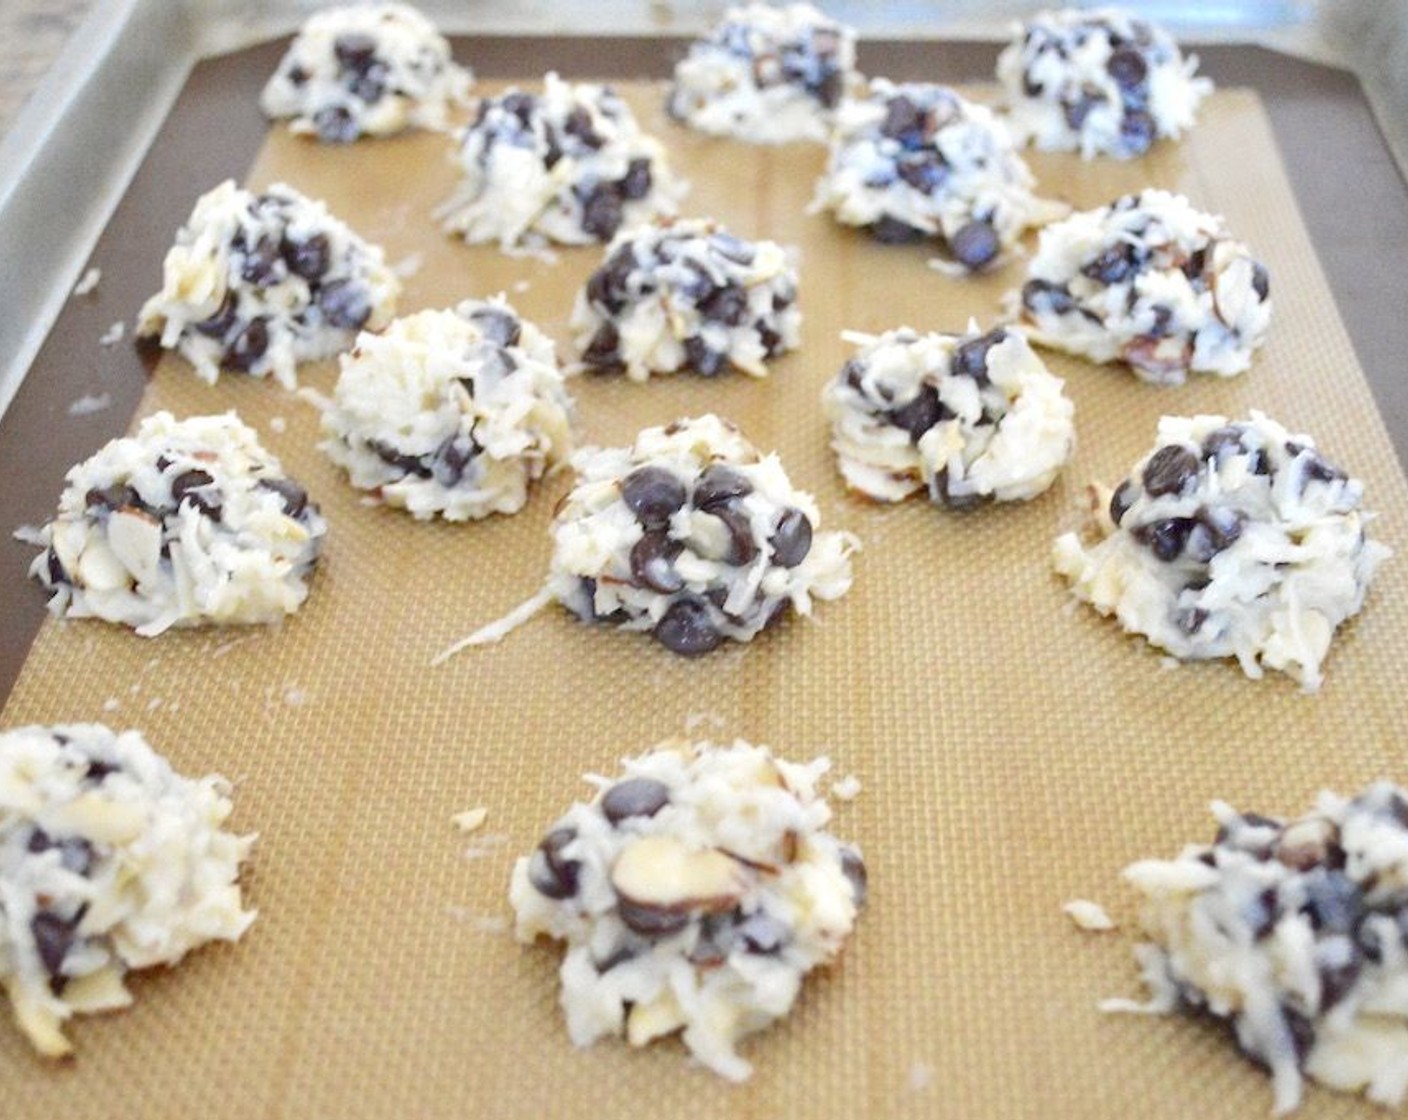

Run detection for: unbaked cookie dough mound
[[571, 217, 800, 382], [1053, 412, 1389, 692], [29, 411, 327, 637], [997, 7, 1212, 159], [1104, 784, 1408, 1114], [823, 324, 1074, 506], [547, 415, 857, 655], [510, 738, 866, 1081], [1015, 189, 1270, 384], [260, 2, 472, 142], [811, 80, 1067, 271], [438, 72, 681, 250], [666, 2, 858, 145], [136, 180, 400, 389], [319, 299, 574, 520], [0, 723, 254, 1057]]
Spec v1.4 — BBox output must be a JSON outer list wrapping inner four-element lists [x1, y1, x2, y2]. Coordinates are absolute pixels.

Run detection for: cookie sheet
[[4, 79, 1407, 1120]]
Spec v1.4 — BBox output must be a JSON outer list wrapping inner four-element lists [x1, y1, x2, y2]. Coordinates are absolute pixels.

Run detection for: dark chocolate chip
[[257, 477, 310, 518], [693, 465, 753, 510], [575, 577, 630, 624], [897, 153, 948, 193], [1142, 445, 1199, 497], [683, 336, 727, 377], [1063, 88, 1104, 131], [711, 232, 755, 265], [1109, 479, 1136, 526], [27, 829, 95, 876], [1021, 278, 1076, 316], [45, 550, 68, 587], [1318, 937, 1364, 1011], [562, 105, 602, 149], [1244, 887, 1279, 940], [952, 329, 1004, 384], [698, 283, 750, 327], [240, 236, 283, 288], [466, 306, 521, 348], [499, 91, 537, 126], [949, 220, 1000, 270], [620, 158, 652, 201], [318, 279, 372, 330], [879, 95, 926, 146], [736, 910, 789, 955], [348, 63, 387, 105], [622, 466, 687, 527], [616, 898, 691, 938], [226, 318, 271, 372], [1082, 243, 1140, 286], [86, 483, 142, 513], [1302, 869, 1362, 934], [769, 508, 813, 568], [1175, 605, 1208, 634], [654, 596, 722, 656], [528, 828, 580, 900], [815, 68, 844, 109], [629, 530, 684, 593], [869, 216, 927, 244], [839, 846, 868, 908], [287, 65, 309, 87], [1022, 73, 1044, 98], [1182, 246, 1208, 282], [313, 105, 360, 144], [368, 438, 432, 478], [433, 432, 479, 488], [170, 469, 221, 522], [1106, 47, 1148, 89], [931, 468, 983, 511], [601, 778, 671, 824], [85, 759, 118, 784], [283, 233, 331, 282], [1202, 426, 1247, 463], [333, 32, 378, 73], [594, 945, 637, 973], [757, 321, 783, 359], [31, 911, 77, 981], [888, 384, 944, 442], [1119, 110, 1157, 155], [581, 322, 622, 370], [1251, 262, 1271, 302], [713, 502, 759, 566], [195, 292, 240, 339], [578, 183, 623, 241], [1134, 517, 1194, 562]]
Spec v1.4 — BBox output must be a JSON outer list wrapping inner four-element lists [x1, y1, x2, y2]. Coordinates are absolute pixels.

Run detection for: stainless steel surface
[[0, 0, 1403, 424]]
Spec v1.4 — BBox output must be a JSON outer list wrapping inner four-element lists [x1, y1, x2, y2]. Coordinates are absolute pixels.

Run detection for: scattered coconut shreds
[[512, 279, 531, 294], [392, 251, 425, 278], [473, 915, 509, 935], [909, 1062, 935, 1092], [832, 774, 862, 801], [452, 807, 488, 834], [432, 586, 554, 665], [101, 697, 120, 713], [99, 321, 125, 347], [73, 267, 101, 296], [269, 416, 287, 434], [283, 687, 308, 708], [1063, 899, 1116, 932], [296, 386, 334, 412], [683, 711, 726, 734], [67, 392, 112, 417], [211, 633, 260, 659], [146, 697, 163, 713]]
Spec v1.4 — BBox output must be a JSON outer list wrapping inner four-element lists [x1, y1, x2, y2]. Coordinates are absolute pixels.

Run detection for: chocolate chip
[[654, 596, 722, 656], [616, 898, 691, 938], [528, 828, 580, 899], [287, 65, 309, 87], [713, 502, 759, 565], [195, 292, 240, 339], [757, 321, 783, 359], [711, 232, 754, 265], [622, 466, 686, 527], [318, 279, 372, 330], [348, 63, 387, 105], [839, 846, 868, 908], [226, 317, 271, 372], [620, 158, 652, 201], [1142, 445, 1199, 497], [85, 759, 118, 783], [582, 322, 622, 370], [86, 483, 142, 513], [1063, 88, 1104, 131], [949, 220, 1000, 270], [1318, 936, 1364, 1011], [870, 216, 927, 244], [333, 32, 378, 73], [1197, 506, 1244, 553], [171, 469, 221, 522], [585, 247, 635, 315], [952, 329, 1003, 384], [1119, 110, 1157, 155], [879, 95, 926, 146], [1302, 869, 1362, 934], [769, 508, 812, 568], [736, 910, 789, 955], [1201, 426, 1247, 463], [1109, 479, 1136, 525], [27, 829, 96, 875], [313, 105, 360, 144], [601, 778, 671, 824], [1107, 47, 1148, 89], [815, 68, 844, 109], [433, 432, 479, 488], [369, 438, 432, 478], [1182, 246, 1208, 283], [258, 477, 310, 518], [283, 233, 330, 282], [699, 283, 750, 327], [578, 183, 623, 241], [1175, 605, 1208, 634], [1082, 243, 1139, 285], [1022, 73, 1044, 98], [499, 91, 537, 126], [240, 236, 283, 287], [888, 384, 944, 442], [1251, 263, 1270, 302], [1244, 887, 1279, 940], [692, 469, 755, 518], [1021, 278, 1076, 316], [594, 945, 637, 973], [931, 468, 983, 511], [562, 105, 602, 149], [897, 153, 948, 193], [630, 530, 684, 593], [683, 336, 726, 377], [31, 911, 77, 981], [1134, 517, 1193, 562], [463, 307, 520, 350], [575, 577, 629, 624], [45, 550, 68, 586]]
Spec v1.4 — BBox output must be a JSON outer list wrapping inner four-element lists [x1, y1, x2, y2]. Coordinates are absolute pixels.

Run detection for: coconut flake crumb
[[73, 267, 101, 296], [269, 416, 287, 434], [283, 687, 308, 708], [1063, 898, 1115, 931], [832, 774, 862, 802], [101, 697, 120, 713], [453, 807, 488, 834], [67, 392, 112, 417], [99, 321, 125, 347], [512, 279, 531, 294], [211, 633, 260, 659]]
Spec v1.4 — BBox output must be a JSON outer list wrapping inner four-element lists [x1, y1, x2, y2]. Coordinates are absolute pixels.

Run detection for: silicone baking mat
[[4, 73, 1406, 1119]]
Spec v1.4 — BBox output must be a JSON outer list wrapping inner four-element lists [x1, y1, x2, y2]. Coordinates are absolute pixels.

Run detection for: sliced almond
[[626, 990, 686, 1047], [106, 509, 163, 587], [611, 834, 745, 912]]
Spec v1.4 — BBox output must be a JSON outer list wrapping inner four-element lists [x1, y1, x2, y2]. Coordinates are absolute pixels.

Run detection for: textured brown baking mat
[[5, 70, 1408, 1120]]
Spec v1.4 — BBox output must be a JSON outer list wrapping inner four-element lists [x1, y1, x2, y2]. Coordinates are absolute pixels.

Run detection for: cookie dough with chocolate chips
[[997, 7, 1212, 160], [811, 80, 1067, 271], [1053, 412, 1389, 691], [666, 2, 858, 145], [1103, 784, 1408, 1114], [571, 218, 800, 382], [509, 738, 866, 1081], [319, 298, 574, 520], [0, 723, 254, 1058], [438, 72, 681, 250], [1014, 189, 1271, 384], [823, 324, 1074, 506], [260, 2, 472, 142], [28, 411, 327, 637], [136, 180, 400, 389]]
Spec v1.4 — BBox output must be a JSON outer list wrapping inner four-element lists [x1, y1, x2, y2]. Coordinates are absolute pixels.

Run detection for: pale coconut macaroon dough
[[136, 180, 401, 389], [437, 414, 857, 661], [1015, 189, 1271, 385], [823, 324, 1074, 507], [1053, 412, 1390, 692], [510, 737, 867, 1081], [1103, 784, 1408, 1114], [811, 80, 1068, 272], [996, 6, 1213, 159], [318, 298, 574, 520], [27, 411, 327, 637], [0, 723, 255, 1058], [665, 2, 858, 145], [438, 72, 682, 251], [571, 217, 800, 382], [259, 1, 473, 142]]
